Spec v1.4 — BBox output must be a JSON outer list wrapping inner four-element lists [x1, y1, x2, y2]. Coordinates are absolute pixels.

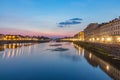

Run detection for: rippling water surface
[[0, 42, 118, 80]]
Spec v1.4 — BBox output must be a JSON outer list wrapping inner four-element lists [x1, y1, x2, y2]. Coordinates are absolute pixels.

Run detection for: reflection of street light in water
[[89, 53, 92, 59], [71, 42, 74, 45], [1, 43, 35, 59], [73, 43, 84, 56], [82, 49, 84, 56], [78, 47, 84, 56], [2, 51, 6, 59], [11, 49, 15, 58], [78, 47, 81, 55], [4, 44, 7, 49], [7, 50, 11, 58], [16, 48, 19, 57], [106, 65, 110, 71]]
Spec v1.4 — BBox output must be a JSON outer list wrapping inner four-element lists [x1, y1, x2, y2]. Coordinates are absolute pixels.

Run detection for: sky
[[0, 0, 120, 38]]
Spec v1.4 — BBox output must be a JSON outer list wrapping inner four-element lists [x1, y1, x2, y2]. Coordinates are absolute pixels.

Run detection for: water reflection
[[48, 47, 69, 52], [73, 42, 84, 56], [49, 42, 84, 62], [0, 43, 36, 59], [0, 42, 119, 80], [74, 43, 120, 80], [59, 52, 82, 62]]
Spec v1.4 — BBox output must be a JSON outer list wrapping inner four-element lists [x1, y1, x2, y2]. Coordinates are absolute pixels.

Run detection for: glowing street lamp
[[106, 37, 112, 42], [101, 38, 104, 41], [117, 37, 120, 42], [96, 38, 99, 41], [89, 38, 92, 41], [92, 38, 95, 41]]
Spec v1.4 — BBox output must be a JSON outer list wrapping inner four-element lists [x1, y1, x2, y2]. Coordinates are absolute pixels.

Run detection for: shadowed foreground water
[[0, 42, 119, 80]]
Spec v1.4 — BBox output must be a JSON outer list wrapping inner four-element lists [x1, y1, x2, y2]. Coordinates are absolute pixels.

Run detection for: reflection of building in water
[[73, 43, 84, 56], [0, 43, 36, 59], [84, 50, 120, 80], [0, 44, 5, 51]]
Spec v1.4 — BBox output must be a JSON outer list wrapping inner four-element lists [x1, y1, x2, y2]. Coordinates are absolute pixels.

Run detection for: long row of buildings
[[0, 34, 39, 41], [0, 34, 50, 41], [62, 17, 120, 44]]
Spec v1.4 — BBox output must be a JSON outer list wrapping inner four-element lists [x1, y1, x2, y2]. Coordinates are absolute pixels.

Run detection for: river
[[0, 42, 119, 80]]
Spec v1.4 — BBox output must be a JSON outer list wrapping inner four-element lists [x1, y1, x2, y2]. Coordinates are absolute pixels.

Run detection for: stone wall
[[93, 43, 120, 56], [74, 41, 120, 57]]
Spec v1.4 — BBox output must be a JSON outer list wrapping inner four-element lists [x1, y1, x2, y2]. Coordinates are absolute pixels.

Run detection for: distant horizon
[[0, 16, 119, 38], [0, 28, 72, 38]]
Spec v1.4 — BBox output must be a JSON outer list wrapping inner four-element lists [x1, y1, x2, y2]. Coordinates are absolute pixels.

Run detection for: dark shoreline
[[73, 41, 120, 70], [59, 40, 120, 57], [0, 40, 50, 44]]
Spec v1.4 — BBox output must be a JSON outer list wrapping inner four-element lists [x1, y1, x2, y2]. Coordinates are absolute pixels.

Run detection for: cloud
[[58, 18, 82, 27], [70, 18, 82, 20]]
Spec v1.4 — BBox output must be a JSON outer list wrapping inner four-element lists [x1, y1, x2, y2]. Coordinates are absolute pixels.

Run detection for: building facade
[[74, 31, 84, 41], [0, 34, 5, 40], [84, 17, 120, 44], [84, 23, 98, 42]]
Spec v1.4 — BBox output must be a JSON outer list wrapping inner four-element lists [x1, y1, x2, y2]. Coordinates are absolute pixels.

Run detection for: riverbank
[[73, 41, 120, 69], [73, 41, 120, 57], [0, 40, 51, 44]]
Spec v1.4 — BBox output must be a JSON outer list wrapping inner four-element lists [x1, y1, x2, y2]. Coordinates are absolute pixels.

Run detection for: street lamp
[[92, 38, 95, 41], [101, 38, 104, 41], [106, 37, 112, 42], [89, 38, 92, 41], [96, 38, 99, 41], [117, 37, 120, 42]]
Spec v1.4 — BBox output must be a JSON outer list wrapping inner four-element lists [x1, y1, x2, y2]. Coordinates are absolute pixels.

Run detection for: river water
[[0, 42, 119, 80]]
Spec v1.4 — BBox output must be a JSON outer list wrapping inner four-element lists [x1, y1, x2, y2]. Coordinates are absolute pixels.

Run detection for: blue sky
[[0, 0, 120, 37]]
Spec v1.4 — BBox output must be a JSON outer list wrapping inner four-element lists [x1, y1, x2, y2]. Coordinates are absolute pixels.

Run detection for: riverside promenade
[[73, 41, 120, 58]]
